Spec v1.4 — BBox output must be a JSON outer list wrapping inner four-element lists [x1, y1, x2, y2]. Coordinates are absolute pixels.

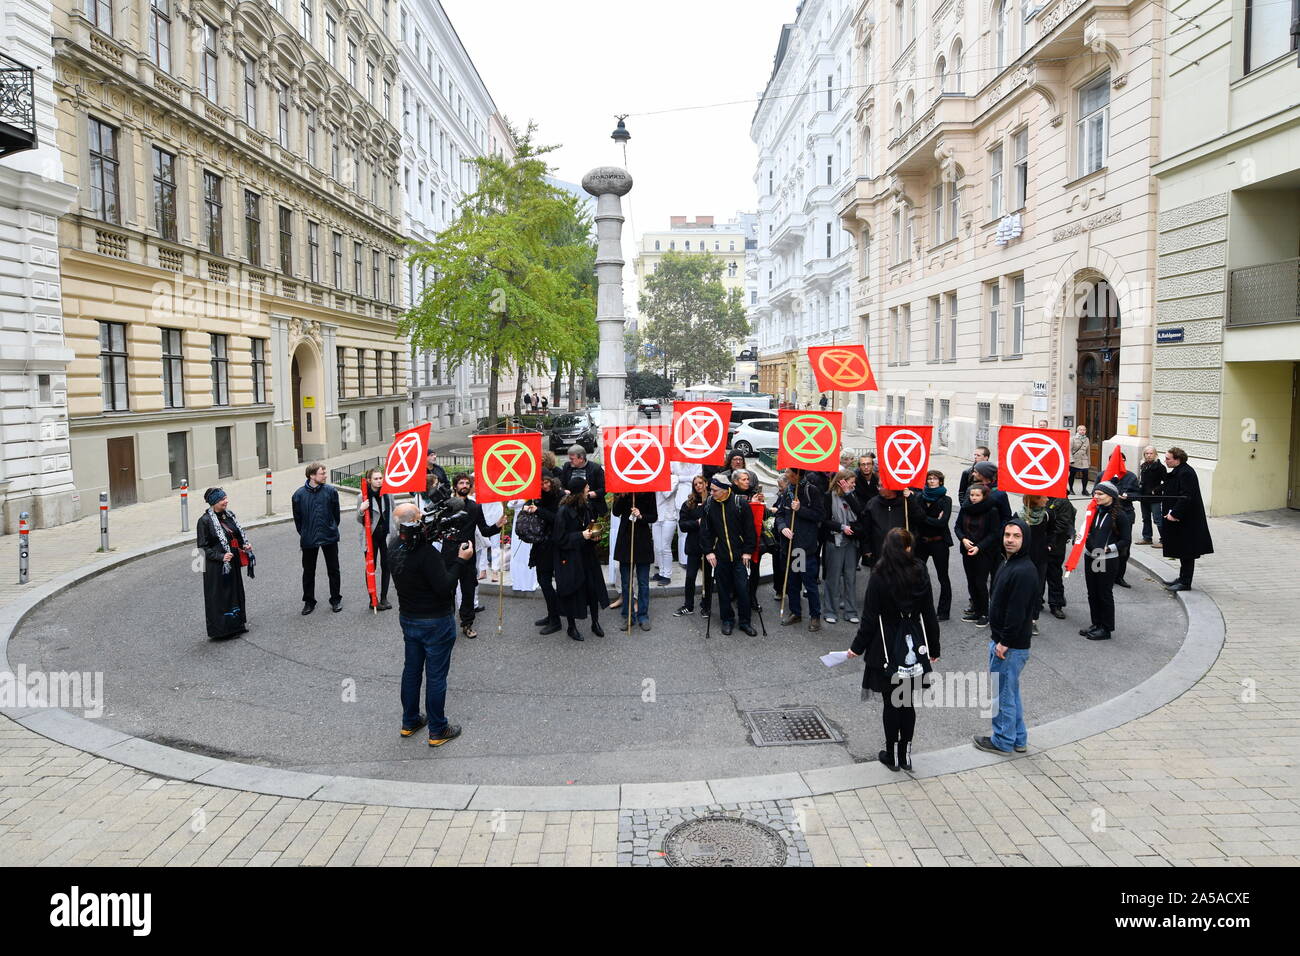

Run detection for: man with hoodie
[[292, 462, 343, 615], [974, 517, 1038, 755]]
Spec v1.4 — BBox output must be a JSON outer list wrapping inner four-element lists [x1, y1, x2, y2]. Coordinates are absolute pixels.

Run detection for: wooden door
[[106, 437, 137, 507], [291, 356, 303, 462], [1075, 279, 1121, 473]]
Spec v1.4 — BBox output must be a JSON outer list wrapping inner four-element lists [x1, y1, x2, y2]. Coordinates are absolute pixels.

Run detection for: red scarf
[[1065, 446, 1126, 574]]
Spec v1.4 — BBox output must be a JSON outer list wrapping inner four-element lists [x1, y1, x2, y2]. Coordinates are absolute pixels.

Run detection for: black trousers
[[683, 552, 714, 611], [538, 567, 559, 623], [1085, 559, 1118, 631], [1179, 557, 1196, 587], [446, 546, 478, 627], [712, 558, 750, 627], [1069, 467, 1090, 495], [917, 539, 951, 616], [1045, 548, 1067, 609], [962, 550, 992, 615], [367, 531, 390, 604], [882, 691, 917, 745], [302, 542, 341, 605]]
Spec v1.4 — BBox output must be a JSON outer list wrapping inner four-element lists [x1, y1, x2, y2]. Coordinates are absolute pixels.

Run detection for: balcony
[[887, 93, 976, 177], [1227, 258, 1300, 328], [770, 211, 807, 254], [0, 52, 36, 159]]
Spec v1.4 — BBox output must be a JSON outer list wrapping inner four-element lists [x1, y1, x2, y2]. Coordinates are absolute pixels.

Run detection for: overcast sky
[[441, 0, 798, 259]]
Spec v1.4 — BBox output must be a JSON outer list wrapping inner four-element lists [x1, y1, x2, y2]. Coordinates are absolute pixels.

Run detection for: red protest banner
[[472, 432, 543, 504], [876, 425, 933, 491], [998, 425, 1071, 498], [776, 409, 842, 472], [670, 401, 731, 466], [381, 422, 432, 495], [809, 345, 878, 392], [603, 425, 673, 492]]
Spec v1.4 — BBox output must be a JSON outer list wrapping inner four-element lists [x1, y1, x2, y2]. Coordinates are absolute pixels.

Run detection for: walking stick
[[779, 534, 794, 618]]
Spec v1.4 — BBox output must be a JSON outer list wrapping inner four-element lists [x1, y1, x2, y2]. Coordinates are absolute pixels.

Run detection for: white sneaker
[[847, 615, 860, 624], [823, 614, 837, 624]]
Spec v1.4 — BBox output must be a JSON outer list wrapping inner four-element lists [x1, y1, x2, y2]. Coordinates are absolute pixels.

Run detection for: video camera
[[416, 483, 476, 543]]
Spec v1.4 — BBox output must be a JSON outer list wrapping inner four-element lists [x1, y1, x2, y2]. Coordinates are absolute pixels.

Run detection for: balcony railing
[[0, 52, 37, 159], [1226, 258, 1300, 328]]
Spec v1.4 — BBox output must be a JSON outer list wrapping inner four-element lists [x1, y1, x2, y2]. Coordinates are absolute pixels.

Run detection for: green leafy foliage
[[636, 252, 749, 387]]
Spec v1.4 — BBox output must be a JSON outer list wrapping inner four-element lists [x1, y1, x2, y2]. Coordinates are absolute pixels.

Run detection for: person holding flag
[[700, 473, 757, 636], [611, 491, 658, 632], [775, 467, 825, 631], [1079, 480, 1130, 641], [355, 468, 394, 611]]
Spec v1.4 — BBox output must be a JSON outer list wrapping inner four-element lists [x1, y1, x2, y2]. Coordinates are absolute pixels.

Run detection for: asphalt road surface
[[10, 521, 1186, 787]]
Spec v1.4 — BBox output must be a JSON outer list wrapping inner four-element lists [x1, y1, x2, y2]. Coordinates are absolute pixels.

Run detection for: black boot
[[590, 619, 604, 638], [878, 743, 899, 772], [896, 740, 912, 772], [567, 622, 584, 642], [539, 619, 562, 635]]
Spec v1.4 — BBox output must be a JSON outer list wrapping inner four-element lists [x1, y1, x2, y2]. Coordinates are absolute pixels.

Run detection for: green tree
[[401, 123, 595, 419], [637, 252, 749, 387]]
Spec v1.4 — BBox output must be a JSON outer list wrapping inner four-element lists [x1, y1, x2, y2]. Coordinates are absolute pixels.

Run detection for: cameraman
[[389, 502, 474, 747], [445, 473, 505, 639]]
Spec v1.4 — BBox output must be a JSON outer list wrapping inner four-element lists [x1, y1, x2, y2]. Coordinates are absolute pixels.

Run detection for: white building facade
[[0, 0, 79, 532], [400, 0, 498, 429], [750, 0, 858, 409]]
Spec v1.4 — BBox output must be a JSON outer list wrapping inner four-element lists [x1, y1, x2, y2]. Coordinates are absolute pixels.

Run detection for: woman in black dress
[[197, 488, 254, 639], [553, 475, 610, 641], [525, 474, 563, 634], [847, 527, 941, 772]]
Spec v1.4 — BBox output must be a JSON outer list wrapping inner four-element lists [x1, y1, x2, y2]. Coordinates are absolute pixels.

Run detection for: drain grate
[[1238, 519, 1273, 528], [742, 706, 841, 746], [662, 816, 789, 867]]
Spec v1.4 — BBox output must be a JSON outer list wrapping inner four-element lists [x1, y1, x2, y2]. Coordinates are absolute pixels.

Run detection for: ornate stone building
[[51, 0, 408, 514], [836, 0, 1165, 469]]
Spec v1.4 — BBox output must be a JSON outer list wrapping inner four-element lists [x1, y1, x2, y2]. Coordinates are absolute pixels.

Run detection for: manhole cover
[[662, 816, 789, 867], [742, 706, 841, 746], [1238, 519, 1272, 528]]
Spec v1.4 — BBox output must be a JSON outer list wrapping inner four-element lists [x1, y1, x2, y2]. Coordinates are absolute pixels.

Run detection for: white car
[[730, 418, 780, 457]]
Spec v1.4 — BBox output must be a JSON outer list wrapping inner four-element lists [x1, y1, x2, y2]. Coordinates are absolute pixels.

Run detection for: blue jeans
[[785, 550, 822, 618], [400, 614, 457, 735], [619, 562, 651, 623], [988, 641, 1029, 751], [1140, 499, 1163, 541]]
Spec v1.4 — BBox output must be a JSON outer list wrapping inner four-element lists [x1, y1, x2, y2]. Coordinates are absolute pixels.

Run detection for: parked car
[[636, 399, 662, 418], [730, 419, 780, 457], [728, 408, 779, 438], [549, 412, 599, 454]]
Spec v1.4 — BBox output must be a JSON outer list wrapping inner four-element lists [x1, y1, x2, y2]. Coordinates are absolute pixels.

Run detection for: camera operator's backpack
[[514, 509, 548, 544]]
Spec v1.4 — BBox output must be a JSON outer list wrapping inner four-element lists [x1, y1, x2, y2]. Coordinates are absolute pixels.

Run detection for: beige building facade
[[837, 0, 1166, 470], [1151, 1, 1300, 515], [53, 0, 408, 516]]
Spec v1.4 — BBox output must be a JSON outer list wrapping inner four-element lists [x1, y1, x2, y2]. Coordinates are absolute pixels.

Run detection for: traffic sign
[[473, 432, 542, 503], [809, 345, 878, 392], [776, 409, 842, 472], [998, 425, 1070, 497], [877, 425, 932, 491], [670, 401, 731, 465], [381, 422, 432, 495], [603, 426, 673, 492]]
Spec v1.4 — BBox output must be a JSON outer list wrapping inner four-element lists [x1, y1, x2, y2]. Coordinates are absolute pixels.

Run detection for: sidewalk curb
[[0, 532, 1221, 811]]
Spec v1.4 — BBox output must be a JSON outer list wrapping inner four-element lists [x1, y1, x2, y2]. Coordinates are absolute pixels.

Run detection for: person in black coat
[[862, 487, 925, 566], [524, 474, 563, 634], [1081, 481, 1132, 640], [291, 462, 342, 614], [1159, 448, 1213, 591], [973, 517, 1037, 755], [700, 472, 758, 635], [355, 467, 394, 610], [847, 527, 941, 772], [955, 483, 999, 624], [1137, 446, 1167, 545], [1016, 495, 1053, 633], [559, 445, 608, 517], [552, 474, 610, 641], [914, 470, 953, 620], [730, 468, 769, 613], [674, 475, 713, 616], [1042, 495, 1077, 618], [774, 468, 825, 629], [611, 491, 658, 630], [957, 446, 991, 502], [197, 488, 253, 638], [1112, 455, 1141, 588], [966, 461, 1012, 523]]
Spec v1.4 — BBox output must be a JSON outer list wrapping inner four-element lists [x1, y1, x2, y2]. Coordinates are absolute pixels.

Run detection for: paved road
[[9, 520, 1183, 787]]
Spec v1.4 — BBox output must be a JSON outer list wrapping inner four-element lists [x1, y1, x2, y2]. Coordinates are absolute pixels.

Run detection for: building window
[[939, 399, 951, 441], [937, 55, 947, 93], [200, 21, 219, 100], [347, 38, 358, 85], [388, 257, 397, 303], [255, 422, 269, 470], [1245, 0, 1299, 72], [825, 222, 832, 258], [1077, 71, 1110, 176], [946, 292, 958, 360], [986, 281, 1000, 357], [371, 250, 380, 300], [277, 83, 290, 147], [203, 170, 223, 255], [332, 232, 343, 289], [307, 221, 320, 282], [951, 39, 965, 92], [356, 348, 366, 395], [929, 296, 942, 361], [1000, 402, 1015, 426], [948, 177, 961, 239], [161, 328, 184, 408], [243, 190, 260, 265], [976, 402, 990, 445], [210, 334, 229, 406], [326, 14, 337, 65], [243, 56, 257, 127], [931, 183, 945, 245], [366, 59, 376, 104], [391, 353, 399, 394], [152, 147, 177, 241], [87, 117, 120, 223], [148, 0, 171, 72], [900, 304, 911, 364], [826, 154, 833, 185], [300, 0, 313, 40], [86, 0, 112, 32], [215, 426, 233, 479], [359, 410, 368, 447], [995, 0, 1008, 70], [251, 338, 266, 403], [924, 398, 934, 425], [892, 209, 903, 263], [989, 144, 1004, 219], [306, 108, 318, 166], [278, 206, 293, 275], [383, 80, 392, 121], [1011, 274, 1025, 355], [336, 346, 346, 398], [330, 128, 340, 179], [353, 241, 363, 294], [167, 431, 188, 488], [1012, 128, 1029, 210]]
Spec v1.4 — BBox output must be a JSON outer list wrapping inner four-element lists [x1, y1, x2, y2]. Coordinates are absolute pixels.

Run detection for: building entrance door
[[292, 355, 303, 462], [1075, 279, 1121, 472], [106, 436, 137, 507]]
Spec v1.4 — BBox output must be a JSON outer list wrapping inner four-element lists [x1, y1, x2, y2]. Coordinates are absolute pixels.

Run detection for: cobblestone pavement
[[619, 801, 814, 867], [1, 447, 1297, 866]]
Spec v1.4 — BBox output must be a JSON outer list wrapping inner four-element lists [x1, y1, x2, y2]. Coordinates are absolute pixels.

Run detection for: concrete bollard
[[18, 511, 30, 584], [98, 492, 109, 551], [265, 470, 273, 516], [180, 479, 189, 532]]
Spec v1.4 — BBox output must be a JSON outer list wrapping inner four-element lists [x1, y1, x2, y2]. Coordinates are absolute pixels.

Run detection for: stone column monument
[[581, 166, 633, 430]]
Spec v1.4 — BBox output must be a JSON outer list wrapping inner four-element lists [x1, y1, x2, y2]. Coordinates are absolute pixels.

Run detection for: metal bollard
[[98, 491, 109, 551], [18, 511, 30, 584], [265, 469, 273, 516], [180, 478, 189, 532]]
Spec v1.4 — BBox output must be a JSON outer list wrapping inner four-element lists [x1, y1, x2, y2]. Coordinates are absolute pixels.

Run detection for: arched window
[[654, 240, 660, 250], [937, 55, 947, 93], [906, 90, 915, 126], [951, 39, 965, 92], [894, 102, 903, 137], [861, 126, 873, 177], [995, 0, 1008, 69]]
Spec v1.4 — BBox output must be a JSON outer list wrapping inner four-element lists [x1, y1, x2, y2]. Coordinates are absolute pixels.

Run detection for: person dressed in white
[[509, 498, 537, 592], [673, 460, 698, 570], [652, 481, 678, 585], [477, 498, 504, 583]]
